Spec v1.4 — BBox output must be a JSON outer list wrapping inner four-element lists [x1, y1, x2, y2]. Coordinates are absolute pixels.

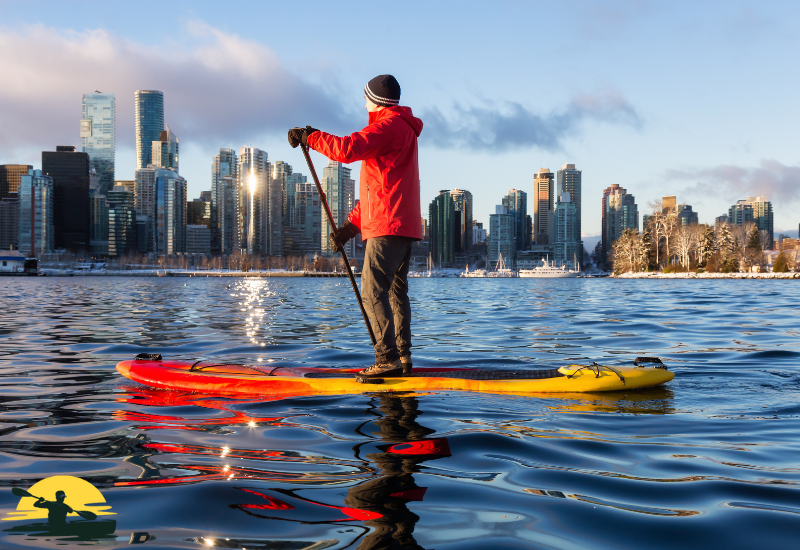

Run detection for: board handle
[[634, 357, 666, 369], [134, 353, 162, 361]]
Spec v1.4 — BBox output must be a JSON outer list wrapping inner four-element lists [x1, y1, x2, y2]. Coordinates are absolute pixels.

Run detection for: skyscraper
[[450, 189, 473, 252], [107, 186, 136, 257], [489, 204, 515, 265], [321, 161, 354, 256], [81, 92, 115, 195], [1, 164, 33, 200], [729, 196, 773, 247], [42, 146, 91, 252], [18, 169, 54, 255], [134, 90, 164, 169], [151, 125, 179, 172], [134, 165, 185, 253], [533, 168, 554, 244], [239, 147, 269, 255], [554, 193, 580, 266], [502, 189, 528, 251], [557, 164, 582, 262], [0, 193, 19, 250], [293, 181, 321, 255], [429, 190, 455, 266], [211, 149, 238, 254], [601, 184, 638, 262]]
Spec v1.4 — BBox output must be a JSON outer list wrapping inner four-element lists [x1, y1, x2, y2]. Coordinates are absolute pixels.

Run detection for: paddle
[[11, 488, 97, 520]]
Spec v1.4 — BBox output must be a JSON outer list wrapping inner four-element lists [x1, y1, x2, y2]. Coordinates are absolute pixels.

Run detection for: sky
[[1, 0, 799, 248]]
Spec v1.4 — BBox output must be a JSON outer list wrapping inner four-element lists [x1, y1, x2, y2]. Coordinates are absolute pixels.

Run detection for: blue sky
[[2, 0, 799, 244]]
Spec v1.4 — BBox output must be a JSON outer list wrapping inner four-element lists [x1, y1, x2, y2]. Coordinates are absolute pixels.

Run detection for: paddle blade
[[76, 510, 97, 521], [11, 488, 34, 498]]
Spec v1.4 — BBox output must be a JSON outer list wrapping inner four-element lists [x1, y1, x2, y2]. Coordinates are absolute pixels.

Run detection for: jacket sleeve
[[307, 123, 394, 163], [347, 201, 361, 229]]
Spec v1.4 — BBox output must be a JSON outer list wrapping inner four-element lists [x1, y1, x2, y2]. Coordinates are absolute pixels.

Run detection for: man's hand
[[288, 126, 320, 149], [329, 221, 360, 253]]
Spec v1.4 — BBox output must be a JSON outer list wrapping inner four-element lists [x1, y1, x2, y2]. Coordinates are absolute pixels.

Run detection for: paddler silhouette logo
[[3, 475, 117, 540]]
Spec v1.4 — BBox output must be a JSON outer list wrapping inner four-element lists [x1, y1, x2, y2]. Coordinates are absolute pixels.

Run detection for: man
[[289, 74, 423, 378], [34, 490, 73, 526]]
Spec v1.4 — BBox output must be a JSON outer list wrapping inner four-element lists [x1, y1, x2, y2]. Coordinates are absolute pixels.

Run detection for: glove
[[329, 221, 360, 253], [287, 126, 319, 149]]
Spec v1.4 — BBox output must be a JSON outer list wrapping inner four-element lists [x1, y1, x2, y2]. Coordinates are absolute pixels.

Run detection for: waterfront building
[[289, 182, 322, 255], [715, 214, 729, 231], [151, 125, 179, 172], [114, 180, 135, 194], [502, 189, 529, 251], [677, 204, 698, 226], [81, 92, 115, 195], [90, 192, 109, 256], [450, 189, 473, 252], [489, 205, 516, 266], [272, 161, 294, 228], [154, 170, 187, 255], [601, 184, 638, 262], [134, 90, 165, 169], [18, 169, 54, 255], [0, 193, 19, 249], [728, 196, 773, 247], [554, 192, 581, 266], [1, 164, 33, 200], [107, 186, 136, 257], [187, 198, 211, 227], [473, 222, 487, 244], [42, 146, 91, 252], [556, 164, 582, 262], [240, 147, 270, 255], [320, 161, 354, 256], [211, 149, 238, 254], [421, 217, 429, 241], [429, 190, 455, 265], [187, 225, 211, 254], [662, 195, 677, 213], [533, 168, 554, 244]]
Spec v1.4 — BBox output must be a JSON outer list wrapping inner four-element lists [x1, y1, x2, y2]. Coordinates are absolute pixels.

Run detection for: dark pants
[[361, 236, 414, 363]]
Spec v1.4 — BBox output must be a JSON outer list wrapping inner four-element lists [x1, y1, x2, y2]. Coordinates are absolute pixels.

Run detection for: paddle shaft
[[300, 144, 377, 347], [11, 488, 97, 520]]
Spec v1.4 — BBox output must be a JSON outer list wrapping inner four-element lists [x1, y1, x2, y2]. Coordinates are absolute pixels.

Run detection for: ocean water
[[0, 277, 799, 549]]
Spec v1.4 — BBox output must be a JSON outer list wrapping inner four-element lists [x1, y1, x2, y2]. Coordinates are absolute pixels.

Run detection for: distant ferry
[[518, 258, 579, 278]]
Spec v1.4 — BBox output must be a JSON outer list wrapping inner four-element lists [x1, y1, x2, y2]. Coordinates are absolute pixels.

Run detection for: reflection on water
[[1, 278, 800, 548]]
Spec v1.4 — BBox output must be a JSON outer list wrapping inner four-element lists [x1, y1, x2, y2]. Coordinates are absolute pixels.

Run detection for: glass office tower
[[134, 90, 165, 169], [81, 92, 115, 195]]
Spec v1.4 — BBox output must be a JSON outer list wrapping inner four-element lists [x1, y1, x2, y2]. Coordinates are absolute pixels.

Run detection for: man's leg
[[361, 237, 409, 365], [389, 240, 413, 364]]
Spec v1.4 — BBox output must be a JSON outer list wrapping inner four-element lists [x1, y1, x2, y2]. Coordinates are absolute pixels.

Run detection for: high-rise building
[[42, 146, 91, 252], [1, 165, 33, 200], [18, 169, 54, 255], [90, 192, 109, 256], [472, 221, 487, 244], [272, 161, 294, 227], [292, 182, 322, 255], [502, 189, 528, 251], [200, 190, 212, 202], [557, 164, 582, 262], [151, 125, 179, 172], [81, 92, 115, 195], [187, 225, 211, 255], [601, 184, 638, 262], [554, 192, 581, 266], [489, 205, 515, 265], [134, 165, 185, 253], [154, 171, 187, 255], [107, 186, 136, 257], [662, 196, 677, 213], [450, 189, 473, 252], [114, 180, 135, 194], [134, 90, 165, 169], [187, 198, 211, 227], [533, 168, 554, 244], [239, 147, 270, 255], [211, 149, 238, 254], [729, 196, 773, 247], [321, 161, 354, 256], [677, 204, 698, 226], [0, 193, 19, 249], [428, 190, 455, 265]]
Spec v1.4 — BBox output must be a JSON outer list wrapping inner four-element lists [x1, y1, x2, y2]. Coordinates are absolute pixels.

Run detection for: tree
[[672, 224, 701, 270], [716, 223, 734, 260], [610, 229, 646, 274], [773, 252, 790, 273], [698, 225, 715, 267]]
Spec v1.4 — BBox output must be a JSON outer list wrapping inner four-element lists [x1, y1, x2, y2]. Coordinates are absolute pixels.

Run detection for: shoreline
[[614, 271, 799, 279]]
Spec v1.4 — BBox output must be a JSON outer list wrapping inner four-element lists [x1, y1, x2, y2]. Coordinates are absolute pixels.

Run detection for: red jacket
[[307, 106, 423, 241]]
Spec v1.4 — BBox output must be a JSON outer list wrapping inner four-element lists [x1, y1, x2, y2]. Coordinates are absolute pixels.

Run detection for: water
[[1, 277, 799, 549]]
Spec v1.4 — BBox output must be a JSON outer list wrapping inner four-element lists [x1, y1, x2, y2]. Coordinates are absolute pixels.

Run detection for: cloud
[[0, 22, 356, 154], [420, 90, 642, 151], [668, 161, 800, 204]]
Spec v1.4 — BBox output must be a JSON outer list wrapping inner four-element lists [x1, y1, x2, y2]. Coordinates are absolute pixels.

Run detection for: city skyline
[[1, 1, 798, 240]]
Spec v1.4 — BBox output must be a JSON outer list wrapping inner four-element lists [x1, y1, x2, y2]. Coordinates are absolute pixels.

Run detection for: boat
[[487, 254, 516, 278], [116, 354, 674, 395], [460, 264, 488, 278], [409, 253, 446, 278], [519, 257, 580, 278]]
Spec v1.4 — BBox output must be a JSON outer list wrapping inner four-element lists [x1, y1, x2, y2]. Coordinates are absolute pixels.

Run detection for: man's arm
[[308, 123, 394, 164], [347, 202, 362, 229]]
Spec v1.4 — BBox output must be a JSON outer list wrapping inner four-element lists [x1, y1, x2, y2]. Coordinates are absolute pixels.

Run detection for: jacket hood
[[370, 106, 423, 137]]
